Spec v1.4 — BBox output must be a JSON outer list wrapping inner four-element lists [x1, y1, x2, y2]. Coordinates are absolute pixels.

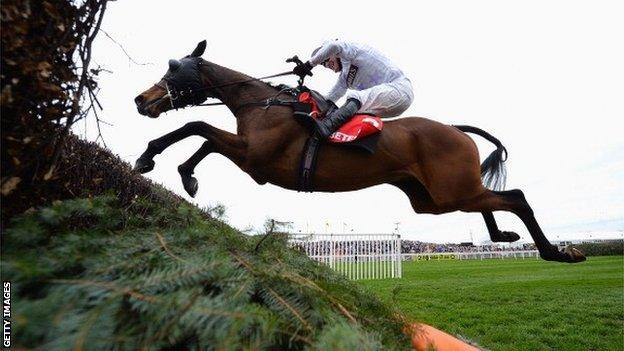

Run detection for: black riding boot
[[315, 98, 361, 139]]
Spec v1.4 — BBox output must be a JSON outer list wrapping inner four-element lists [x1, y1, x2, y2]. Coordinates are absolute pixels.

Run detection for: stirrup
[[293, 111, 313, 118]]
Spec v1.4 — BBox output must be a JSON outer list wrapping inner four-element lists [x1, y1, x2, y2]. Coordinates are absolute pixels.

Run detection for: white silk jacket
[[309, 40, 412, 105]]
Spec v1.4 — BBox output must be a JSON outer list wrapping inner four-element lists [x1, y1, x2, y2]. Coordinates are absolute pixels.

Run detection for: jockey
[[293, 39, 414, 139]]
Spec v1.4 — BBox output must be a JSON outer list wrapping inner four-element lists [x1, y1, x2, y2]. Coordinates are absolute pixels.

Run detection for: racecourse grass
[[359, 256, 624, 351]]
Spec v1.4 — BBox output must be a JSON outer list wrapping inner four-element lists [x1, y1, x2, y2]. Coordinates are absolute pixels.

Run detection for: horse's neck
[[201, 61, 276, 115], [201, 61, 298, 136]]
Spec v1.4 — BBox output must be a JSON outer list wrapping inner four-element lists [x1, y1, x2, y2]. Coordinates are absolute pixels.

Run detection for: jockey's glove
[[293, 61, 313, 78]]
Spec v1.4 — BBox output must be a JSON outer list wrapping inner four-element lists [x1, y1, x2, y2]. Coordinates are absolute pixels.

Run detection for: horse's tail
[[453, 125, 508, 191]]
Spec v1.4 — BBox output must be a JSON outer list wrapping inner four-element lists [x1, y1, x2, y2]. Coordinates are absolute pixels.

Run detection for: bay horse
[[133, 40, 584, 263]]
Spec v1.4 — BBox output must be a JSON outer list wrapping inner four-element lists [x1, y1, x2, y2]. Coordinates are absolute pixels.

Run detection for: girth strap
[[298, 134, 322, 192]]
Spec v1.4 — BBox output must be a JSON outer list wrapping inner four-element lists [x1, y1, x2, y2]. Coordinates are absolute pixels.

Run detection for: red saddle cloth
[[298, 92, 383, 143]]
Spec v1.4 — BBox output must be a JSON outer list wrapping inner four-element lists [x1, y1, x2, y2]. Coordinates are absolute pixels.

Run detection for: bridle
[[155, 56, 308, 112]]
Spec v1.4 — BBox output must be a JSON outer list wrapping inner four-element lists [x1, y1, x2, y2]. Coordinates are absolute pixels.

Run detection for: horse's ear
[[191, 40, 207, 57], [168, 59, 181, 71]]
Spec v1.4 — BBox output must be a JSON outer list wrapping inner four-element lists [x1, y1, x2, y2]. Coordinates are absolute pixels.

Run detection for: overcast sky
[[79, 0, 624, 243]]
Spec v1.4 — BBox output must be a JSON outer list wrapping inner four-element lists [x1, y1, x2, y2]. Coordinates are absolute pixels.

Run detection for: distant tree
[[263, 218, 294, 234], [254, 218, 294, 252]]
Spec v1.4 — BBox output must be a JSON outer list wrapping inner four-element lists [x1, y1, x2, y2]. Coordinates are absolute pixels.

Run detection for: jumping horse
[[133, 40, 585, 263]]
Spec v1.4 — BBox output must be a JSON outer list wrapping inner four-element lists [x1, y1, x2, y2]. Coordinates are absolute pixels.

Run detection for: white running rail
[[402, 250, 540, 261]]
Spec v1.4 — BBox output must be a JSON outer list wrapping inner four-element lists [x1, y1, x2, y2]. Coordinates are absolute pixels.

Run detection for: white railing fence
[[290, 232, 541, 280], [289, 234, 402, 280], [402, 250, 540, 261]]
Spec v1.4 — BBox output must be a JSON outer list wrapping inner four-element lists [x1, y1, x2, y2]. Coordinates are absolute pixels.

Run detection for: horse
[[133, 40, 585, 263]]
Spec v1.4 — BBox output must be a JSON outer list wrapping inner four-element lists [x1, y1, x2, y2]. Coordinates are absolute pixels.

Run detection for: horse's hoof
[[541, 246, 586, 263], [134, 157, 155, 174], [182, 176, 199, 198], [498, 231, 521, 242], [563, 247, 586, 263]]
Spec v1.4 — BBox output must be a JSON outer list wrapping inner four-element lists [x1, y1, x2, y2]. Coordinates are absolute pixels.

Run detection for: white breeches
[[346, 77, 414, 117]]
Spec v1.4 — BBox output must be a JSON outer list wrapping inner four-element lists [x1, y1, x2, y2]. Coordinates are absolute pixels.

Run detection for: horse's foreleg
[[176, 141, 212, 197], [134, 121, 203, 173], [481, 212, 521, 243], [171, 123, 246, 197], [134, 121, 245, 174]]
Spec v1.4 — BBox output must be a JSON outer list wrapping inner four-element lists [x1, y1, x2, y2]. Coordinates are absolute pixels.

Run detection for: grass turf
[[359, 256, 624, 351]]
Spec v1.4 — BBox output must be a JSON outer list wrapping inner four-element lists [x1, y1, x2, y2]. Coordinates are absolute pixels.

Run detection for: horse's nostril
[[135, 95, 145, 106]]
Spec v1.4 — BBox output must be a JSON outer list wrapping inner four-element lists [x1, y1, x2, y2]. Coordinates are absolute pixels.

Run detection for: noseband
[[155, 80, 204, 110]]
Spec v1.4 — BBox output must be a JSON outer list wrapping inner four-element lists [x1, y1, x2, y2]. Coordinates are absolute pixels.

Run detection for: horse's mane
[[260, 82, 302, 99], [264, 82, 295, 91], [202, 59, 296, 95]]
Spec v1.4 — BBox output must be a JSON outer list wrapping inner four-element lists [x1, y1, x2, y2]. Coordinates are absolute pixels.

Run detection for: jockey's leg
[[354, 80, 413, 118], [314, 98, 361, 139]]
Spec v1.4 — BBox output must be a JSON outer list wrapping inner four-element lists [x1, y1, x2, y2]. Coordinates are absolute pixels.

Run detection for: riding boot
[[315, 98, 361, 139]]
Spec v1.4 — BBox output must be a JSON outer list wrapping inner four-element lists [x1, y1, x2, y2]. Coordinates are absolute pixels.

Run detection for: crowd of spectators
[[290, 238, 537, 256], [401, 240, 536, 254], [291, 240, 396, 256]]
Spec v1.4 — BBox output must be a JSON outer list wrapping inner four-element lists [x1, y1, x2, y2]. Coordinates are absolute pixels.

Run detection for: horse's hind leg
[[392, 179, 447, 215], [462, 190, 585, 263], [482, 212, 521, 242]]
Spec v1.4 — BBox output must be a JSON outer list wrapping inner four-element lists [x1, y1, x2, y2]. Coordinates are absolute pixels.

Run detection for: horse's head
[[134, 40, 209, 118]]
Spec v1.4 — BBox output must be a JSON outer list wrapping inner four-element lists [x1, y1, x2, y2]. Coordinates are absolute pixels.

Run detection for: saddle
[[293, 89, 384, 147], [291, 87, 384, 192]]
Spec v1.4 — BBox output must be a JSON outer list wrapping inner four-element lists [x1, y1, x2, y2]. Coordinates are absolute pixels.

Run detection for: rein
[[197, 71, 297, 110], [161, 56, 308, 112], [192, 55, 307, 97], [161, 67, 298, 109], [198, 70, 295, 93]]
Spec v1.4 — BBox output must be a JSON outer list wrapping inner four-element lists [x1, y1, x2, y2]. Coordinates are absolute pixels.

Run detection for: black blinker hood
[[163, 56, 208, 108]]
